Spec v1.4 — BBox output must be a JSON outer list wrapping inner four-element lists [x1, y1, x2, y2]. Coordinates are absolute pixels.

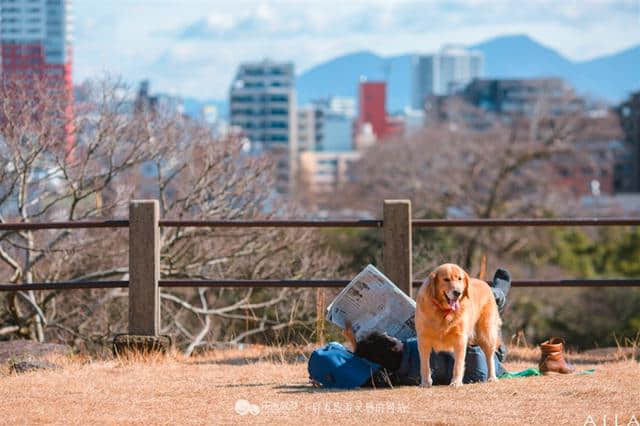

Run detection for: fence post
[[383, 199, 413, 297], [128, 199, 160, 336]]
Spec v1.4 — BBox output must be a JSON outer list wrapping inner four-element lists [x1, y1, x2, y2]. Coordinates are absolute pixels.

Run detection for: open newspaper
[[326, 264, 417, 341]]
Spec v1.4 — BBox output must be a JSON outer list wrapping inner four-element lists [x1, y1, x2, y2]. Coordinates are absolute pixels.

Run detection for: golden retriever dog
[[415, 263, 501, 387]]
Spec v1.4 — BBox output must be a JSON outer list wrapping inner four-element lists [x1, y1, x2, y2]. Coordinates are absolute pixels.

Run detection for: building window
[[244, 68, 264, 76]]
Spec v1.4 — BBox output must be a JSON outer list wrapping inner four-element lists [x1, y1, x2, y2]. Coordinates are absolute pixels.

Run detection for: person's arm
[[342, 321, 357, 351]]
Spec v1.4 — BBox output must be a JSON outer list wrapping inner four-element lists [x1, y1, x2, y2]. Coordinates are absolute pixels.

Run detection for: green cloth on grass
[[500, 368, 541, 378], [500, 368, 595, 378]]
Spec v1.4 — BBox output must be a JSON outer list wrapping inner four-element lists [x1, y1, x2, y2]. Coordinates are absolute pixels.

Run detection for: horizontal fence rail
[[2, 278, 640, 292], [159, 219, 383, 228], [162, 218, 640, 228], [412, 218, 640, 227], [1, 217, 639, 231], [0, 220, 129, 230], [0, 280, 128, 291]]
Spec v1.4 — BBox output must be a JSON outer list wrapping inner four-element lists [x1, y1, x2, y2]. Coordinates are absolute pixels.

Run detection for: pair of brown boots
[[539, 337, 576, 374]]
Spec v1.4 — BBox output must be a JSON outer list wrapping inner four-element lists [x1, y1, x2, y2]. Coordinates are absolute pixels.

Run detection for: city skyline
[[73, 0, 640, 99]]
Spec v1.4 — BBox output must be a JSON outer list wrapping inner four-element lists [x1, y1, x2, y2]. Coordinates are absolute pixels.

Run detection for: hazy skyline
[[74, 0, 640, 99]]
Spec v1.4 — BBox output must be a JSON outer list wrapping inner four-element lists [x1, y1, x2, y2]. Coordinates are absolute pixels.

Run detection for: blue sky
[[73, 0, 640, 99]]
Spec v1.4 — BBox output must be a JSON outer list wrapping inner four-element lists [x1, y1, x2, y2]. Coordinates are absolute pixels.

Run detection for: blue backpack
[[308, 342, 381, 389]]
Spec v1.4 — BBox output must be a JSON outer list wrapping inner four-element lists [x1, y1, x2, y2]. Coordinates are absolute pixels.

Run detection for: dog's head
[[426, 263, 470, 312]]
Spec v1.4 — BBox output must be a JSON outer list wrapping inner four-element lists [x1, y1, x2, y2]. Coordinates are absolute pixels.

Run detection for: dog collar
[[431, 298, 453, 319]]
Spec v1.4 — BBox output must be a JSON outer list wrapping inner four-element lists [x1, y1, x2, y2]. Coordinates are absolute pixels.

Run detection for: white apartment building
[[411, 45, 483, 109], [230, 60, 297, 193]]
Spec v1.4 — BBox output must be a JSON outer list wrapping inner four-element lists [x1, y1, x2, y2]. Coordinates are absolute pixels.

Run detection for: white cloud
[[206, 13, 237, 33], [72, 0, 640, 99]]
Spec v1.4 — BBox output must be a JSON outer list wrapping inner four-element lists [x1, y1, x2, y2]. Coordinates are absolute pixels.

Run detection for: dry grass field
[[0, 344, 638, 425]]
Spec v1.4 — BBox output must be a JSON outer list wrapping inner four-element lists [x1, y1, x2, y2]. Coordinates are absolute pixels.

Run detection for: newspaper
[[326, 264, 417, 341]]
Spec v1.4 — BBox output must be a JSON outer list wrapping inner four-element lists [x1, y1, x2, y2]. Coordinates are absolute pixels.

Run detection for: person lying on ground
[[308, 269, 511, 388]]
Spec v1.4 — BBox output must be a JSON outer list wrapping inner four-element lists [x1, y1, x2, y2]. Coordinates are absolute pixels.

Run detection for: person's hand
[[342, 320, 356, 350]]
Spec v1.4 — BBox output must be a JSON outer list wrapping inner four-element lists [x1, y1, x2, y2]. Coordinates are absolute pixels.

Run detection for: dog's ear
[[462, 270, 471, 300], [425, 271, 437, 299]]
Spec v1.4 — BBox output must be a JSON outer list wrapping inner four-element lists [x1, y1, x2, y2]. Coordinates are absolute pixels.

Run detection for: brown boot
[[539, 337, 576, 374]]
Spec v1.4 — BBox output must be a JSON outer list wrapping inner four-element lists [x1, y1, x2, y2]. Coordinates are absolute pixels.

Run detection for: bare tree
[[337, 98, 600, 275], [0, 78, 340, 353]]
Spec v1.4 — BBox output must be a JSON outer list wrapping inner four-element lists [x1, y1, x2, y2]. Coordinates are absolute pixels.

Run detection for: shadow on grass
[[211, 382, 283, 388], [273, 384, 368, 394], [187, 356, 307, 366]]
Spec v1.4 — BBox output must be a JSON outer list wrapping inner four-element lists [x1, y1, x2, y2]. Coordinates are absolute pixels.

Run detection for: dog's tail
[[478, 255, 487, 281]]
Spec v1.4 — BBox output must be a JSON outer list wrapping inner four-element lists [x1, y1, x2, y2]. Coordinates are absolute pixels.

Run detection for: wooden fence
[[1, 199, 639, 338]]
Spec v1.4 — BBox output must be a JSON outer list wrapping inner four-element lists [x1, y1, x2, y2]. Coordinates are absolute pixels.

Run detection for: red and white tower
[[1, 0, 73, 151]]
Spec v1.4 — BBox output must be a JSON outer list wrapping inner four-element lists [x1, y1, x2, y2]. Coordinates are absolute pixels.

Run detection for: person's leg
[[489, 268, 511, 362], [463, 346, 506, 383], [429, 351, 454, 386], [463, 346, 487, 383], [489, 268, 511, 315]]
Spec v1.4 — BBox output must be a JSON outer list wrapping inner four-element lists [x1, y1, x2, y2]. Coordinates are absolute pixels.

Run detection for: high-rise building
[[412, 45, 483, 109], [298, 97, 355, 153], [230, 60, 297, 193], [355, 81, 404, 145], [315, 96, 356, 119], [0, 0, 73, 149], [357, 81, 387, 139], [321, 111, 352, 152], [134, 80, 184, 117], [463, 78, 585, 117], [616, 91, 640, 192], [297, 105, 322, 152]]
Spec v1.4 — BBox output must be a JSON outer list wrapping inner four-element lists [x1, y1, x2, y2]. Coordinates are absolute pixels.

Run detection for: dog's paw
[[487, 375, 499, 383], [420, 377, 433, 388], [449, 380, 463, 388]]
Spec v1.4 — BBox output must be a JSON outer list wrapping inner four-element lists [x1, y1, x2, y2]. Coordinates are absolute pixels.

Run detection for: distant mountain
[[296, 34, 640, 112], [473, 34, 576, 78], [576, 45, 640, 102]]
